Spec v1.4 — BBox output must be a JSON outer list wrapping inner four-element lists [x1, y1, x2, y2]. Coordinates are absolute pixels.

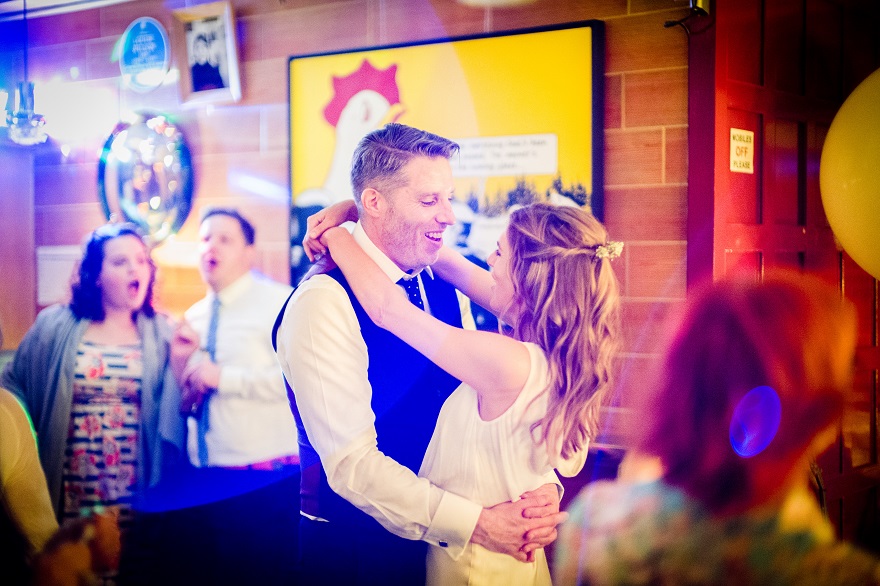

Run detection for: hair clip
[[594, 241, 624, 260]]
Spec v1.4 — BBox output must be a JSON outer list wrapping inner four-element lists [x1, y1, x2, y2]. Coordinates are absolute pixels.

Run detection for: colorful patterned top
[[554, 479, 880, 586], [62, 341, 142, 530]]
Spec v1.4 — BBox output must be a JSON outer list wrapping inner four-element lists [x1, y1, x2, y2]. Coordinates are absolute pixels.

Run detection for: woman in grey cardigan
[[1, 223, 185, 531]]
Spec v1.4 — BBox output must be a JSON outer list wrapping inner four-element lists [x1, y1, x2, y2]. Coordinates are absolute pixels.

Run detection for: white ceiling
[[0, 0, 135, 21]]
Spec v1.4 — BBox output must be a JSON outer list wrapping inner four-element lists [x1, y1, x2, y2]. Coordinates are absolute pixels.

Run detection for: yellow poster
[[288, 22, 602, 281]]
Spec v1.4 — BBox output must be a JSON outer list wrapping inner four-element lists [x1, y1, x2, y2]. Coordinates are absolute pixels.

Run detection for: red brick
[[630, 0, 683, 12], [625, 68, 687, 127], [605, 73, 622, 130], [86, 37, 121, 80], [604, 184, 686, 241], [253, 1, 371, 61], [34, 161, 99, 207], [184, 105, 263, 156], [606, 12, 687, 74], [665, 126, 687, 184], [627, 242, 687, 298], [620, 298, 684, 354], [489, 0, 626, 32], [380, 0, 484, 44], [99, 0, 173, 37], [239, 57, 288, 105], [28, 42, 88, 83], [28, 9, 102, 47], [35, 202, 106, 246], [605, 129, 663, 186], [613, 354, 660, 409]]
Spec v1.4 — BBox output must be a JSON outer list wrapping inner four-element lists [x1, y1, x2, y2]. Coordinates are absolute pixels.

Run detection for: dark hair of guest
[[200, 207, 256, 245], [70, 223, 156, 321]]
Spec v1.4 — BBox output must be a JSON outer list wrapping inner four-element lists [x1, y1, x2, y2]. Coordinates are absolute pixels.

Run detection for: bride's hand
[[302, 200, 358, 262]]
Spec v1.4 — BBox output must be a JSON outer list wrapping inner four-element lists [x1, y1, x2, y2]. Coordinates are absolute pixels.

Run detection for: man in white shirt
[[167, 208, 300, 585], [274, 124, 564, 585]]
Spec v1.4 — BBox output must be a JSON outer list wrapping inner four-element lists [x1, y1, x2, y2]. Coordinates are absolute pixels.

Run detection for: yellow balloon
[[820, 67, 880, 280]]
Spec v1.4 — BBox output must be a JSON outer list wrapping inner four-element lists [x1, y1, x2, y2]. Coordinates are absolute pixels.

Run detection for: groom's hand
[[520, 483, 564, 560], [470, 483, 567, 562]]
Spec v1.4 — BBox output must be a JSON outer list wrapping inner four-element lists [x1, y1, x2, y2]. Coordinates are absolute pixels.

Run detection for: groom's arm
[[277, 275, 564, 560], [277, 276, 480, 558]]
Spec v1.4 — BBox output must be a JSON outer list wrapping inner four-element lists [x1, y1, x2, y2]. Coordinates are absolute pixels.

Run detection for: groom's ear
[[360, 188, 383, 218]]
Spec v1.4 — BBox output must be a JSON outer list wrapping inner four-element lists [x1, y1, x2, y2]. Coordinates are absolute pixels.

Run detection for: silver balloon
[[98, 112, 194, 246]]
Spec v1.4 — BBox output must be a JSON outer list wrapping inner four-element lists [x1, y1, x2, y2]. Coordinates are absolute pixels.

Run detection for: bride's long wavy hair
[[505, 203, 621, 460]]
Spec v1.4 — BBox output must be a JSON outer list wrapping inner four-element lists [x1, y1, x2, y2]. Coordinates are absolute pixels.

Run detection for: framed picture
[[172, 1, 241, 105], [287, 21, 605, 288]]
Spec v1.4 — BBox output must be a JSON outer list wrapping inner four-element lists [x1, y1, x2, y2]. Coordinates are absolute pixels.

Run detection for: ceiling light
[[5, 0, 48, 146]]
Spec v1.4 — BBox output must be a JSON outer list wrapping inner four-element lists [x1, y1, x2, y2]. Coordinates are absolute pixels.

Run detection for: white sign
[[120, 17, 170, 92], [730, 128, 755, 174], [451, 133, 558, 177]]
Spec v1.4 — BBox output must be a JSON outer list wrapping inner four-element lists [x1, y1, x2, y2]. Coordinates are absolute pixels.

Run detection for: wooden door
[[689, 0, 880, 550], [0, 144, 36, 350]]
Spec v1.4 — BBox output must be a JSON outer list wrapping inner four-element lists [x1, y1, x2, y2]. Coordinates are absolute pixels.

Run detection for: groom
[[274, 123, 564, 585]]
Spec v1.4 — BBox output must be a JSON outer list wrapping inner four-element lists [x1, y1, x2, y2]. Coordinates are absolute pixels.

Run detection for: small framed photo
[[172, 1, 241, 105]]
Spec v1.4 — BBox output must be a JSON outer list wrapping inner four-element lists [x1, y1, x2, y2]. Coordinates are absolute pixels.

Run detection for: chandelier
[[5, 0, 48, 146]]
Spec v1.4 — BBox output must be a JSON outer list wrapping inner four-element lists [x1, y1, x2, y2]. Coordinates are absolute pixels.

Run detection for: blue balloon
[[729, 386, 782, 458]]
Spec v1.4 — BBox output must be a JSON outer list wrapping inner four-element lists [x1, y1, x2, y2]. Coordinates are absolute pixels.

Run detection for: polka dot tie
[[397, 276, 424, 309]]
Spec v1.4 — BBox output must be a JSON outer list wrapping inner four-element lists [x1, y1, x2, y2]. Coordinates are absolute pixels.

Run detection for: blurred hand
[[33, 509, 121, 586], [89, 508, 121, 573], [170, 321, 200, 384], [179, 359, 220, 417], [300, 254, 338, 282]]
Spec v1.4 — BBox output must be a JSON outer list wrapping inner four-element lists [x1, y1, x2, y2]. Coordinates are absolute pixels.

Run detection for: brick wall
[[1, 0, 691, 415]]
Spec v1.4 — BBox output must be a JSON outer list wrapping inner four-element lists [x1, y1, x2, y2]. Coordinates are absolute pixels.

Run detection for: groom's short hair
[[350, 123, 459, 211]]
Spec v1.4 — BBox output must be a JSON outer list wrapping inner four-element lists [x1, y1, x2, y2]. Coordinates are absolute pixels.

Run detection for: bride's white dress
[[419, 342, 587, 585]]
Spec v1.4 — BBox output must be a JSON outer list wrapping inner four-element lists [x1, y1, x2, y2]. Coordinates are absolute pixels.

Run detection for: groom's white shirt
[[275, 222, 481, 559]]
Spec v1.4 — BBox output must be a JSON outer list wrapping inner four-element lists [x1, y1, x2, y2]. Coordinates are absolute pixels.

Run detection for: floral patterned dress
[[554, 479, 880, 586], [62, 341, 142, 531]]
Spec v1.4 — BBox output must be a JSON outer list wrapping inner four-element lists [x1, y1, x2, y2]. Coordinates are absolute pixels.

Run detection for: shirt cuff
[[423, 490, 482, 560]]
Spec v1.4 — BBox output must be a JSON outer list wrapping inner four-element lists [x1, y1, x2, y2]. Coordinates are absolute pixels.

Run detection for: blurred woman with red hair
[[555, 270, 880, 585]]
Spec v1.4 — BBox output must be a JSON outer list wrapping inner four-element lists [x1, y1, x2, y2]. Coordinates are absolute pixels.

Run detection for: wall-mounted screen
[[288, 21, 604, 285]]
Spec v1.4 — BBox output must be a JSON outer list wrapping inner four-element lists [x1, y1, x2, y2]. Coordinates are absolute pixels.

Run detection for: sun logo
[[295, 59, 405, 209], [323, 59, 403, 128]]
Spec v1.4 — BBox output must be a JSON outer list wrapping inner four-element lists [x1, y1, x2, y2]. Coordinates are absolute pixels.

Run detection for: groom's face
[[374, 155, 456, 272]]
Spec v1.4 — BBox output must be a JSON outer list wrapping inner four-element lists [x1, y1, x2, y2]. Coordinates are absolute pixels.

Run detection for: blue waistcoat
[[274, 268, 463, 528]]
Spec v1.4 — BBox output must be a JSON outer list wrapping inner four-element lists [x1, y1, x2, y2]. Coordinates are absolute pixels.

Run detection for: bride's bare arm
[[432, 247, 496, 316], [302, 200, 359, 262], [322, 227, 529, 404]]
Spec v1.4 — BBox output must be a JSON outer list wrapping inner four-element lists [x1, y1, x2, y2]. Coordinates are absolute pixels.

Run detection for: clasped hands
[[170, 320, 221, 417], [473, 483, 567, 563]]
